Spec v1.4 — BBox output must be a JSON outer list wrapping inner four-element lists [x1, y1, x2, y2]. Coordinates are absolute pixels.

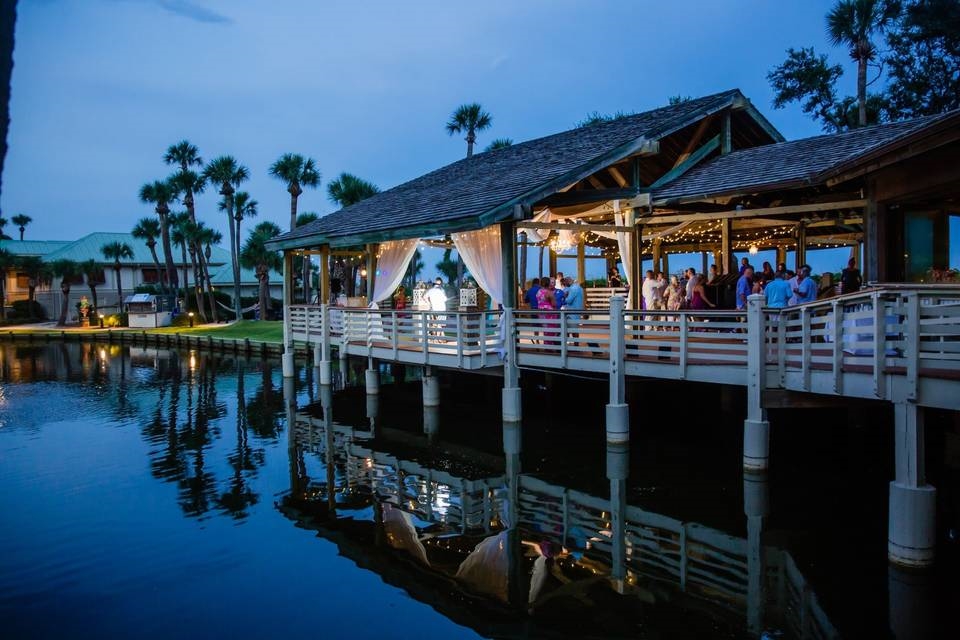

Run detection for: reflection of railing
[[518, 475, 838, 638], [292, 411, 839, 637]]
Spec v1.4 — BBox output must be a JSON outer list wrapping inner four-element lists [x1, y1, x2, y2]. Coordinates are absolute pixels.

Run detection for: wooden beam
[[721, 110, 732, 155], [650, 135, 720, 188], [517, 220, 634, 233], [721, 219, 731, 274], [673, 117, 713, 167], [500, 218, 517, 307], [645, 199, 867, 225], [587, 175, 607, 190], [607, 166, 629, 188], [536, 187, 649, 209]]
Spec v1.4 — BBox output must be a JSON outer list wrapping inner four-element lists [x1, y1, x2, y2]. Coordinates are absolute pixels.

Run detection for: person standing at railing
[[790, 265, 818, 306], [841, 258, 862, 294], [764, 271, 792, 309], [425, 277, 450, 341], [523, 278, 541, 310], [736, 266, 754, 311], [536, 277, 559, 346]]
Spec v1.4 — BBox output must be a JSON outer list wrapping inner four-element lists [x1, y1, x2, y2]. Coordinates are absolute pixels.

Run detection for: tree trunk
[[114, 266, 123, 310], [225, 194, 242, 321], [27, 285, 35, 318], [289, 191, 298, 232], [189, 247, 206, 322], [201, 251, 218, 323], [258, 270, 269, 322], [0, 278, 5, 320], [158, 213, 178, 290], [88, 284, 98, 315], [466, 129, 475, 158], [538, 245, 545, 279], [58, 282, 69, 326], [180, 243, 190, 305], [857, 54, 867, 127], [148, 243, 165, 293]]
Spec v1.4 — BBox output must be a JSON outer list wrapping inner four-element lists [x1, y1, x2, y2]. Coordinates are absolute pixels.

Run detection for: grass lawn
[[142, 320, 283, 343], [1, 320, 283, 343]]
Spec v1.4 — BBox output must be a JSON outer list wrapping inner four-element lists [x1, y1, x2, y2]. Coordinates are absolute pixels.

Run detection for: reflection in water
[[282, 393, 843, 639], [0, 343, 950, 639]]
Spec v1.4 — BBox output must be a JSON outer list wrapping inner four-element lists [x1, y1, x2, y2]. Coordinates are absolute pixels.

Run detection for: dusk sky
[[2, 0, 852, 275]]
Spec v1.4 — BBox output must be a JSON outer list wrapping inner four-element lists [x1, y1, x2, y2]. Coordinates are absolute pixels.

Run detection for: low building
[[1, 231, 281, 320]]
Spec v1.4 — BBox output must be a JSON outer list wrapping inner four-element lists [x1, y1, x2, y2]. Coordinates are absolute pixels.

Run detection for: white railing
[[289, 286, 960, 406], [767, 286, 960, 404]]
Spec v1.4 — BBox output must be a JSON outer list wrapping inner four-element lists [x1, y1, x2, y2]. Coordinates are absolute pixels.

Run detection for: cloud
[[155, 0, 232, 24]]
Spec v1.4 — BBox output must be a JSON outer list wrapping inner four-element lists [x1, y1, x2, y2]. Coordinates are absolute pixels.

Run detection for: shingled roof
[[652, 110, 960, 203], [270, 89, 766, 249]]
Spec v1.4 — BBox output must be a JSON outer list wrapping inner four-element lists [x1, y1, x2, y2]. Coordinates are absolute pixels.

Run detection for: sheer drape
[[452, 226, 503, 307], [370, 239, 419, 304], [613, 200, 634, 309]]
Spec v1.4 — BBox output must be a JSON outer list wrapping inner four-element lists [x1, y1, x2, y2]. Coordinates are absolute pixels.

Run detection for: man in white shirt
[[685, 268, 698, 303], [641, 270, 661, 331], [424, 278, 449, 340]]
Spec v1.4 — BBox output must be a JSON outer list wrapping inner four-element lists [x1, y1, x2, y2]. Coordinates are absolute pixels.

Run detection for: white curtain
[[370, 239, 419, 304], [452, 226, 503, 307], [613, 200, 634, 309]]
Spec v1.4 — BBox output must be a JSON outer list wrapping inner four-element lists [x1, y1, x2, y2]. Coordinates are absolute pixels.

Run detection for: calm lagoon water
[[0, 342, 957, 639]]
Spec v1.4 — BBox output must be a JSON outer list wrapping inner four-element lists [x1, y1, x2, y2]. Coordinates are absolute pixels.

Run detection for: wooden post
[[576, 237, 586, 283], [365, 243, 378, 303], [743, 294, 769, 471], [320, 245, 330, 304], [721, 109, 732, 155], [548, 246, 557, 279], [606, 296, 629, 443], [663, 252, 670, 278], [721, 219, 732, 274], [700, 251, 707, 277], [796, 223, 807, 270], [652, 239, 662, 275], [628, 209, 641, 310], [776, 246, 787, 269], [500, 218, 518, 308], [502, 216, 521, 422]]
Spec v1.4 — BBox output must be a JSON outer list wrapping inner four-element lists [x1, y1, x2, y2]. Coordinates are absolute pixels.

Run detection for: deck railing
[[288, 286, 960, 406], [766, 286, 960, 403]]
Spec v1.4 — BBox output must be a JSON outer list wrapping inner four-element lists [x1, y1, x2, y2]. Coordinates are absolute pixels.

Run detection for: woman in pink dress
[[536, 277, 559, 346]]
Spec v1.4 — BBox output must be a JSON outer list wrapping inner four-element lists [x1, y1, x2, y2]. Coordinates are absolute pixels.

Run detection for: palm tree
[[485, 138, 513, 151], [17, 256, 49, 319], [327, 172, 380, 207], [79, 259, 102, 315], [327, 173, 380, 296], [169, 212, 193, 311], [270, 153, 320, 304], [184, 222, 218, 323], [100, 241, 134, 310], [446, 103, 492, 158], [240, 222, 282, 321], [139, 179, 179, 290], [11, 214, 31, 240], [49, 259, 81, 326], [0, 248, 14, 319], [165, 141, 212, 311], [269, 153, 320, 232], [826, 0, 899, 127], [231, 191, 257, 270], [132, 217, 166, 293], [204, 156, 249, 320], [0, 214, 9, 240]]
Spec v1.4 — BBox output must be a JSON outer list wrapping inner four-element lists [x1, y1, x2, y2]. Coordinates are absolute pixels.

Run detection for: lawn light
[[188, 311, 195, 328], [98, 313, 104, 329]]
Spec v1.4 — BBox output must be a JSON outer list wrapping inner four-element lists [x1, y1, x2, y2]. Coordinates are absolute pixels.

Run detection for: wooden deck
[[288, 285, 960, 410]]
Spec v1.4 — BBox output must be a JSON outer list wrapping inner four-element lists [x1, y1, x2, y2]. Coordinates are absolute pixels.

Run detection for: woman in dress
[[536, 276, 559, 346], [690, 275, 715, 326], [663, 275, 684, 326]]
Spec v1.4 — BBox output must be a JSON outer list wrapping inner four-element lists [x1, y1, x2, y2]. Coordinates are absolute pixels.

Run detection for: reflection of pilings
[[744, 471, 769, 638], [888, 565, 935, 639], [502, 420, 525, 609], [607, 441, 629, 584], [365, 356, 379, 395], [366, 393, 379, 434], [424, 406, 439, 443]]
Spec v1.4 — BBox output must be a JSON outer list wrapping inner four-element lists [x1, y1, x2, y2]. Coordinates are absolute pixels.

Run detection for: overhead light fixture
[[749, 244, 759, 255]]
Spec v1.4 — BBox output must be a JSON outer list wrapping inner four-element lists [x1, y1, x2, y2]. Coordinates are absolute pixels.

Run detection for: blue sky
[[3, 0, 854, 278]]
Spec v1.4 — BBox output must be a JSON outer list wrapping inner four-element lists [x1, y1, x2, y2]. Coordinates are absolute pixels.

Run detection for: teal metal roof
[[209, 262, 265, 286], [0, 239, 71, 256], [40, 232, 229, 266]]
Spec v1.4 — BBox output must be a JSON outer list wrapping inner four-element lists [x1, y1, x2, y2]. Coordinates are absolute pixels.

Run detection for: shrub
[[10, 300, 47, 320]]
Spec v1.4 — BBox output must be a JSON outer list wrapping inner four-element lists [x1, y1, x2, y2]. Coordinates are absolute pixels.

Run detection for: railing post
[[743, 294, 769, 472], [318, 304, 332, 385], [831, 300, 843, 394], [678, 313, 688, 380], [421, 311, 429, 365], [905, 292, 919, 402], [606, 296, 629, 443], [391, 312, 399, 361], [560, 311, 568, 368], [800, 306, 811, 392], [502, 307, 521, 422], [456, 313, 464, 368], [872, 292, 886, 399]]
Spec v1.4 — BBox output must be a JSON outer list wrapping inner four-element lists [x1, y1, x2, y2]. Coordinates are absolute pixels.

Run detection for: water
[[0, 342, 957, 639]]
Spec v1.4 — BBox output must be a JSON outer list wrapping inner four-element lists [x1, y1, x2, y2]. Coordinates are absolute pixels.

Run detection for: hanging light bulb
[[749, 244, 759, 255]]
